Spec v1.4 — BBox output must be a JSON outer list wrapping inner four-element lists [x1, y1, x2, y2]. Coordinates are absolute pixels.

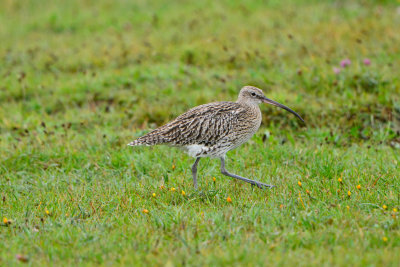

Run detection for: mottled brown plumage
[[128, 86, 304, 189]]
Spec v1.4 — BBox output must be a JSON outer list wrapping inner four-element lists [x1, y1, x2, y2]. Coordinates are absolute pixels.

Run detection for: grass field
[[1, 0, 400, 265]]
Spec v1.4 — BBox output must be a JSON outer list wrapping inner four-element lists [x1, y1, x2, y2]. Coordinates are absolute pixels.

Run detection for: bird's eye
[[251, 92, 256, 96]]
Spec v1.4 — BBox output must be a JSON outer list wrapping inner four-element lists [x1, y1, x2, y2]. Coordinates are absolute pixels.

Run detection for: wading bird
[[128, 86, 304, 189]]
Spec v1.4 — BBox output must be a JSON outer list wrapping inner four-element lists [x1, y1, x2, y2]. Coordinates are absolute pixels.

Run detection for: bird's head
[[237, 86, 305, 123]]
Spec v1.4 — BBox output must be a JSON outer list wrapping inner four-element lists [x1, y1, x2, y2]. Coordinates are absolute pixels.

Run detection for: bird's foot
[[252, 181, 275, 189]]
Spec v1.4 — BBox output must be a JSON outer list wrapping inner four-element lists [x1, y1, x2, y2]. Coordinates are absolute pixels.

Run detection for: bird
[[128, 86, 304, 189]]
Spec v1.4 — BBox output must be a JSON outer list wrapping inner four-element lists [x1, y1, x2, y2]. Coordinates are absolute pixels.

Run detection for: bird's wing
[[129, 102, 246, 146]]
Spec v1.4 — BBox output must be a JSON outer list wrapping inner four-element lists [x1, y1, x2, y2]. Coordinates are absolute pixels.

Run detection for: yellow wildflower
[[382, 237, 388, 242], [45, 209, 50, 215], [170, 187, 176, 192], [338, 178, 342, 183], [142, 209, 149, 214], [347, 191, 351, 197], [383, 205, 387, 210], [298, 181, 302, 187], [226, 197, 232, 203], [152, 193, 156, 197], [172, 164, 175, 170], [3, 217, 8, 224], [346, 206, 350, 210], [212, 177, 216, 182], [356, 184, 361, 190], [393, 208, 398, 213], [181, 190, 186, 196]]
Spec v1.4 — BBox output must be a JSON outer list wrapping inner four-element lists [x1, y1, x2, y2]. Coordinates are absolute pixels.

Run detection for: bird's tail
[[127, 129, 169, 147], [127, 139, 146, 146]]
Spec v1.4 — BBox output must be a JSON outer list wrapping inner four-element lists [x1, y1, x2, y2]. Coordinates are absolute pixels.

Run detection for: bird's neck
[[236, 100, 261, 116], [236, 98, 260, 109]]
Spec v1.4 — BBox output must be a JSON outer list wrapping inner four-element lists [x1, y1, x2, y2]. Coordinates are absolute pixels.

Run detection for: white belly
[[185, 144, 207, 157]]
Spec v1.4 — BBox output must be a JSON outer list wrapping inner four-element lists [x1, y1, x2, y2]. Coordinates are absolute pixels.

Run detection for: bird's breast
[[228, 105, 262, 145]]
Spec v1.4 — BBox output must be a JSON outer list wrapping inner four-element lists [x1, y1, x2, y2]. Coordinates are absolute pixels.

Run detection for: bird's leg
[[220, 156, 275, 189], [191, 157, 201, 189]]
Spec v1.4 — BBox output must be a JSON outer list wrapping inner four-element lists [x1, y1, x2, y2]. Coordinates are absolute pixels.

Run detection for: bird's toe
[[257, 182, 275, 189]]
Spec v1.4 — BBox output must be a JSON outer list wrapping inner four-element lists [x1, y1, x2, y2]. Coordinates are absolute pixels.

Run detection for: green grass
[[1, 0, 400, 265]]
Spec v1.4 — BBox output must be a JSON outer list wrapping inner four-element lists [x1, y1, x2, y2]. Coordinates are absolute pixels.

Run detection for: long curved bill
[[262, 97, 305, 123]]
